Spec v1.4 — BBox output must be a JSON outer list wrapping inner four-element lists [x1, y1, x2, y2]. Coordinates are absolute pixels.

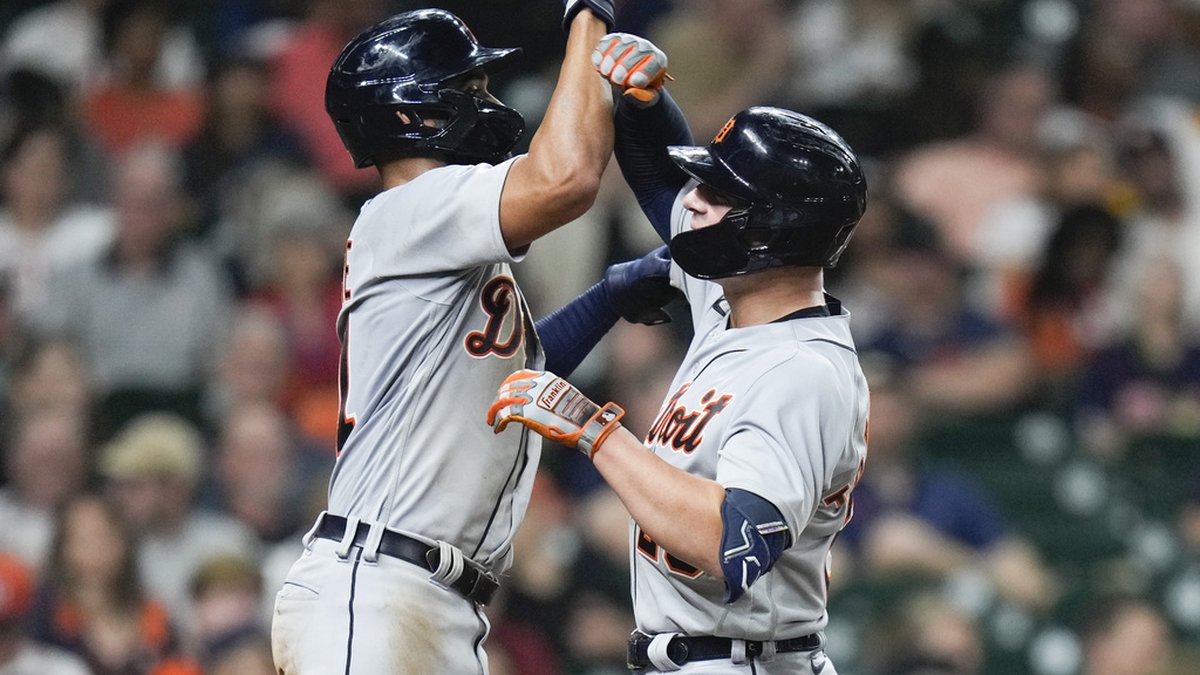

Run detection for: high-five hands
[[593, 33, 670, 107]]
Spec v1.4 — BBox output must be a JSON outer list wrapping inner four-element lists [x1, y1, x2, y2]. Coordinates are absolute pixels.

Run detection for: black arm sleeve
[[535, 280, 620, 377], [614, 89, 694, 244]]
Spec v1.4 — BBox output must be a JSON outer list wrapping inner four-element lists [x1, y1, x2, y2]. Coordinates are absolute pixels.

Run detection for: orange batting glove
[[487, 369, 624, 459], [593, 33, 671, 108]]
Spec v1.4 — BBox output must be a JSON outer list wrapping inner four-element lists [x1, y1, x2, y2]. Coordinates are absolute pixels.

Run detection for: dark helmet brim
[[457, 46, 521, 80], [667, 145, 754, 201]]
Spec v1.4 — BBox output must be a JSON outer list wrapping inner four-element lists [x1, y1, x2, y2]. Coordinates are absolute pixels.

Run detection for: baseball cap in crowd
[[99, 413, 204, 482], [0, 553, 34, 621]]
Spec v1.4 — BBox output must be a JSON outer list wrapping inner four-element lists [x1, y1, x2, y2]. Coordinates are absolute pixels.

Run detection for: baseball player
[[487, 35, 870, 674], [269, 6, 680, 675]]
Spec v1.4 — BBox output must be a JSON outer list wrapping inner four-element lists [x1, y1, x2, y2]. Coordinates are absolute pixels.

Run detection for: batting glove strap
[[488, 370, 624, 459], [564, 0, 615, 32], [578, 401, 625, 459]]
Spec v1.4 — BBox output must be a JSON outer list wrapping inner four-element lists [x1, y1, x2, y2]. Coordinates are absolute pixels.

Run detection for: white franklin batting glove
[[487, 369, 624, 459], [592, 33, 670, 108]]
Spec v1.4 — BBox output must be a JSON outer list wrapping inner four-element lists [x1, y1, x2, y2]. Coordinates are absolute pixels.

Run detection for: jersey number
[[636, 526, 702, 579]]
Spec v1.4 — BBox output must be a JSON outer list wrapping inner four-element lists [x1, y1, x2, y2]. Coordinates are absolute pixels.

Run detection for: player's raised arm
[[595, 33, 693, 244], [498, 2, 616, 250]]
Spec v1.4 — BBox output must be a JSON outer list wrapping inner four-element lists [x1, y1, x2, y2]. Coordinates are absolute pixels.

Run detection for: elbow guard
[[720, 489, 792, 603]]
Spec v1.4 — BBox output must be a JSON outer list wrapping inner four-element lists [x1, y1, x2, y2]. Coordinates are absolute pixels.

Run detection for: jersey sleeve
[[353, 157, 521, 276], [714, 359, 848, 535]]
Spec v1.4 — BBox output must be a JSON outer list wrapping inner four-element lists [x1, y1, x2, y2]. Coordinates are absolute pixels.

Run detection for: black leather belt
[[627, 630, 823, 670], [314, 514, 499, 606]]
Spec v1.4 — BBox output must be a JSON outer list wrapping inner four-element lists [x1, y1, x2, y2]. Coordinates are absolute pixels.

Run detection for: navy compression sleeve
[[614, 89, 694, 243], [535, 280, 620, 377]]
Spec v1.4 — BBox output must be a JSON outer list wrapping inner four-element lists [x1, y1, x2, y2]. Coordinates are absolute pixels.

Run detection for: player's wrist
[[577, 401, 625, 459], [563, 0, 615, 33]]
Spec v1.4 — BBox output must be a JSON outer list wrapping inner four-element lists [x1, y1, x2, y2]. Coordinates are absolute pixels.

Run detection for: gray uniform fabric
[[631, 183, 869, 645], [330, 157, 543, 572]]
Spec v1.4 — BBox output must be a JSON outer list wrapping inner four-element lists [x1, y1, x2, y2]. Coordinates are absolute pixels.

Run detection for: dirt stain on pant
[[389, 584, 443, 674]]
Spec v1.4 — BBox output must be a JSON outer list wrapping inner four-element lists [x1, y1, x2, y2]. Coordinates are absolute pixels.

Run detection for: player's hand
[[593, 33, 670, 108], [487, 369, 624, 459], [605, 245, 682, 326], [563, 0, 615, 33]]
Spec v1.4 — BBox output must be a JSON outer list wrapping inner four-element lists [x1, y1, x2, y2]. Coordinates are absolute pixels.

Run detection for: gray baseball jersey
[[330, 157, 542, 572], [631, 184, 869, 639]]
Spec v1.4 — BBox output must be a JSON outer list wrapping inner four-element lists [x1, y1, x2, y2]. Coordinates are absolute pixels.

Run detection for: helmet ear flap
[[325, 8, 525, 167]]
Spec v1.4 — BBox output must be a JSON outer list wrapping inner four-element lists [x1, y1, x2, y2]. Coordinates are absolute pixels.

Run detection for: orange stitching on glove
[[623, 53, 656, 87], [611, 43, 638, 71]]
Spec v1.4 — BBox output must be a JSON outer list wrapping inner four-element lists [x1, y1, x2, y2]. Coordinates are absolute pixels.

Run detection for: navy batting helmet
[[325, 9, 525, 168], [667, 107, 867, 279]]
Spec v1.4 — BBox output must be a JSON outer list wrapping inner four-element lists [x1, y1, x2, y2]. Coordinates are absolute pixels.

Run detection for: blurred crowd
[[0, 0, 1198, 673]]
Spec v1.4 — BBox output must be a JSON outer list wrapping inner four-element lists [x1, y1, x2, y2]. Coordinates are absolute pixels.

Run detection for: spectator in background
[[0, 123, 112, 320], [1078, 596, 1176, 675], [1076, 258, 1200, 457], [1065, 0, 1200, 115], [4, 337, 92, 427], [787, 0, 919, 113], [242, 171, 348, 443], [833, 175, 915, 344], [34, 142, 231, 433], [0, 68, 112, 204], [972, 110, 1123, 322], [0, 0, 203, 95], [836, 358, 1056, 614], [0, 0, 111, 92], [1060, 2, 1144, 125], [0, 68, 71, 142], [269, 0, 387, 198], [871, 592, 985, 675], [489, 471, 568, 675], [0, 412, 90, 569], [0, 552, 91, 675], [184, 555, 266, 662], [1105, 119, 1200, 335], [648, 0, 791, 139], [201, 627, 275, 675], [82, 0, 204, 155], [861, 217, 1036, 415], [99, 414, 258, 636], [893, 61, 1054, 266], [562, 490, 636, 674], [203, 305, 289, 428], [29, 493, 194, 675], [182, 53, 307, 247], [209, 402, 328, 546], [1020, 204, 1124, 398]]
